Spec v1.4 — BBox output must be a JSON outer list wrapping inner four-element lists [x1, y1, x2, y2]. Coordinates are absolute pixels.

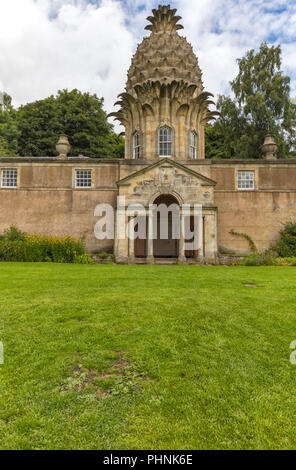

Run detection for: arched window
[[133, 132, 141, 159], [189, 131, 197, 159], [159, 126, 172, 157]]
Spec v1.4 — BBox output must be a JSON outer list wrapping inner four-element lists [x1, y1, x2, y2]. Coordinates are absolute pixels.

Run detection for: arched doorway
[[133, 193, 200, 260], [134, 194, 180, 258], [153, 194, 179, 258]]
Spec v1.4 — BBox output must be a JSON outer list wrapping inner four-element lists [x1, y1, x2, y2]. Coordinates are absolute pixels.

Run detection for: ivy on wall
[[229, 230, 258, 253]]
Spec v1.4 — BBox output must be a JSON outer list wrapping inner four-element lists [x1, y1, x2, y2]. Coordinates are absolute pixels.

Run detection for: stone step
[[133, 257, 202, 265], [134, 257, 178, 265], [154, 258, 178, 265], [134, 258, 148, 265]]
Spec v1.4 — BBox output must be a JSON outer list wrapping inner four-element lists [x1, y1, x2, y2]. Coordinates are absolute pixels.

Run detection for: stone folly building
[[0, 5, 296, 264]]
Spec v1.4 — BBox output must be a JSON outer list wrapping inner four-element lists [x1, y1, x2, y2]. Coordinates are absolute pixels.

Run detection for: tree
[[15, 89, 124, 158], [0, 92, 20, 155], [205, 96, 243, 159], [0, 110, 20, 156], [0, 92, 12, 112], [207, 43, 296, 159], [0, 136, 19, 157]]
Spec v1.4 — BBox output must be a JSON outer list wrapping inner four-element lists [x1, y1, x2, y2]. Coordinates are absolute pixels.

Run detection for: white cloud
[[0, 0, 295, 135], [173, 0, 296, 99], [0, 0, 134, 130]]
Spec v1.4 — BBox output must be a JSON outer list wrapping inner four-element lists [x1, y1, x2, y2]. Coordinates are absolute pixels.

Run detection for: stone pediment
[[118, 159, 216, 188], [117, 159, 216, 206]]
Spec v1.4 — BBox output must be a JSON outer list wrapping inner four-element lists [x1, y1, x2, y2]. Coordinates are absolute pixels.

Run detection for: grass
[[0, 262, 296, 450]]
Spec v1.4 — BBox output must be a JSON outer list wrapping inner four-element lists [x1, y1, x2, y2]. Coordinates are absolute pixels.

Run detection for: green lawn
[[0, 263, 296, 450]]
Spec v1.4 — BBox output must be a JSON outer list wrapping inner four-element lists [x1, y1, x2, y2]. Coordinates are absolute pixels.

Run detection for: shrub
[[276, 222, 296, 257], [97, 252, 115, 261], [238, 252, 275, 266], [0, 225, 25, 242], [23, 234, 84, 263], [97, 252, 109, 260], [73, 254, 95, 264], [235, 252, 296, 267], [0, 226, 85, 263], [273, 257, 296, 266]]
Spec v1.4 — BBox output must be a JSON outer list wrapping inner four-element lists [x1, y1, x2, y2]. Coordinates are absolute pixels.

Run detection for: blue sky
[[0, 0, 295, 132]]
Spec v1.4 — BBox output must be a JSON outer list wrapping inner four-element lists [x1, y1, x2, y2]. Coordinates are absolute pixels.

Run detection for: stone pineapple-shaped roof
[[126, 5, 203, 94], [109, 5, 219, 137]]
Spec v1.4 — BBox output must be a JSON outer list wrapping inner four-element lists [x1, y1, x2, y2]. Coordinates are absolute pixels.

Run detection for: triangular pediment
[[117, 158, 216, 187]]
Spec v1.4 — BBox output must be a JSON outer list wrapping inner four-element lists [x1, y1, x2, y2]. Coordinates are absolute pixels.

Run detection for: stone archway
[[134, 194, 180, 259], [153, 194, 179, 258]]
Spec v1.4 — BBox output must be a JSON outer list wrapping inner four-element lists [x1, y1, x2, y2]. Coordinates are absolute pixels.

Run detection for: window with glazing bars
[[1, 169, 17, 188], [189, 131, 197, 159], [159, 126, 172, 156], [133, 133, 141, 159], [237, 171, 255, 190], [75, 170, 92, 188]]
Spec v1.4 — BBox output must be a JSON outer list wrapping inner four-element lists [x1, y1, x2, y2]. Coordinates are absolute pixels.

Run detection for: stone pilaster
[[178, 211, 187, 264], [147, 208, 155, 264]]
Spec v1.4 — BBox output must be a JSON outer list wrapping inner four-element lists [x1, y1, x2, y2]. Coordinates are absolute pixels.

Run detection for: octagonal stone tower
[[109, 4, 218, 160]]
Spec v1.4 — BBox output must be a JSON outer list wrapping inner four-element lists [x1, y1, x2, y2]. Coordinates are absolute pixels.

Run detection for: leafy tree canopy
[[0, 136, 19, 157], [206, 43, 296, 159], [0, 92, 20, 155], [0, 89, 124, 158], [0, 92, 12, 111]]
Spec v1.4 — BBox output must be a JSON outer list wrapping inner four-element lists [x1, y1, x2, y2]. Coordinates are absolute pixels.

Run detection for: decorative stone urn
[[56, 134, 71, 160], [261, 135, 278, 160]]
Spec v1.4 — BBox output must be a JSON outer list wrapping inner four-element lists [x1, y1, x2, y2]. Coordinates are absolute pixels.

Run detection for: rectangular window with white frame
[[189, 131, 197, 159], [1, 169, 18, 188], [237, 171, 255, 190], [133, 132, 141, 159], [75, 169, 92, 188], [159, 126, 172, 157]]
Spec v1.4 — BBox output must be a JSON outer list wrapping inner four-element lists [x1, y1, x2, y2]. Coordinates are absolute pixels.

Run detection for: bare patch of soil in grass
[[60, 352, 152, 399]]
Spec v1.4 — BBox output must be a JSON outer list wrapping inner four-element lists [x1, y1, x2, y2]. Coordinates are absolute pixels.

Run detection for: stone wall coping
[[210, 158, 296, 165], [1, 157, 296, 166], [0, 157, 120, 164]]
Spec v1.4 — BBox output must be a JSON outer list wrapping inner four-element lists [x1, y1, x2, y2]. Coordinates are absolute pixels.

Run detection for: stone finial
[[56, 134, 71, 160], [145, 5, 184, 34], [261, 135, 278, 160]]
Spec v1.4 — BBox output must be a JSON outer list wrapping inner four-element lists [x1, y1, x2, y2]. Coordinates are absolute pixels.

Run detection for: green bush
[[97, 252, 109, 260], [96, 252, 115, 262], [235, 252, 296, 267], [0, 225, 25, 242], [273, 257, 296, 266], [73, 254, 94, 264], [0, 227, 85, 263], [237, 251, 275, 266], [276, 222, 296, 257]]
